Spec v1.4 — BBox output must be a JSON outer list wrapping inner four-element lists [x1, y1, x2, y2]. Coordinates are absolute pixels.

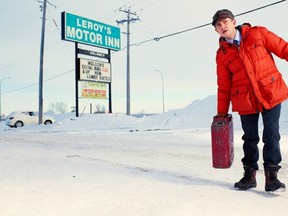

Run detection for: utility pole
[[38, 0, 55, 124], [38, 0, 47, 124], [116, 7, 139, 115]]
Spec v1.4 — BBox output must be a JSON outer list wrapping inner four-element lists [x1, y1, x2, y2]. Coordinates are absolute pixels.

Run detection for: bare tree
[[95, 103, 101, 113], [94, 103, 106, 113], [48, 102, 67, 113]]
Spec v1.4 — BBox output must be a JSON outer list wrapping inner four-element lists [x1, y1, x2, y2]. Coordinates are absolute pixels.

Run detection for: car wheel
[[44, 120, 52, 125], [14, 121, 24, 128]]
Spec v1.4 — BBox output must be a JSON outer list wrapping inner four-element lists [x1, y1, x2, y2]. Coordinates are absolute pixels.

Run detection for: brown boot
[[264, 165, 286, 192], [234, 166, 257, 190]]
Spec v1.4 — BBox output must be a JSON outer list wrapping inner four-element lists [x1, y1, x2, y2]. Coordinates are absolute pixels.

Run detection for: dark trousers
[[240, 104, 282, 170]]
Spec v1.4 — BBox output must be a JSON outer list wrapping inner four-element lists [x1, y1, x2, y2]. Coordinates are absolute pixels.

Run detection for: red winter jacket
[[216, 23, 288, 115]]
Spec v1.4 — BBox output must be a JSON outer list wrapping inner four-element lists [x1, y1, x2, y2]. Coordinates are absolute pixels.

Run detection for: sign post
[[61, 12, 120, 117]]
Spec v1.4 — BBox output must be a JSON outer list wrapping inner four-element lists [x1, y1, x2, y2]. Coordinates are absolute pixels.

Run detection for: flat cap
[[212, 9, 234, 26]]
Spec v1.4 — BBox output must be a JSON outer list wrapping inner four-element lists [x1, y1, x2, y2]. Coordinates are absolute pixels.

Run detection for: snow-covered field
[[1, 96, 288, 216]]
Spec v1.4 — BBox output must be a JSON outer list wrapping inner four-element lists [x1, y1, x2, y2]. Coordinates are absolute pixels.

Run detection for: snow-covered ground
[[1, 95, 288, 216]]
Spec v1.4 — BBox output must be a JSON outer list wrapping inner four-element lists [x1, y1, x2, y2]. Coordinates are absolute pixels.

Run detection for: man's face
[[214, 18, 236, 39]]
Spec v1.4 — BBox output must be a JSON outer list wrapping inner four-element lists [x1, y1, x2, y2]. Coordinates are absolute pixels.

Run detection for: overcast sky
[[1, 0, 288, 115]]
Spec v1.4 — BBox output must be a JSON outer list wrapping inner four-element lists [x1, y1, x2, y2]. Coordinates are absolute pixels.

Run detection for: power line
[[0, 7, 40, 18], [3, 0, 286, 97], [3, 69, 74, 94], [148, 0, 286, 42]]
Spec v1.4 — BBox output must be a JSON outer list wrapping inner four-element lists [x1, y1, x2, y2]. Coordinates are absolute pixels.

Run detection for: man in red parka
[[213, 9, 288, 192]]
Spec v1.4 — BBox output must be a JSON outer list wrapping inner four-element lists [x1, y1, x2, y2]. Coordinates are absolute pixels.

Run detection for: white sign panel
[[80, 81, 107, 99], [79, 58, 111, 83]]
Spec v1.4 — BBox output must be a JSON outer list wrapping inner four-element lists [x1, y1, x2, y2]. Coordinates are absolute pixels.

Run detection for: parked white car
[[5, 111, 56, 128]]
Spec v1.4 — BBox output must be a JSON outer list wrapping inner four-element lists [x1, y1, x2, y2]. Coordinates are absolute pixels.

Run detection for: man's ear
[[232, 19, 236, 26]]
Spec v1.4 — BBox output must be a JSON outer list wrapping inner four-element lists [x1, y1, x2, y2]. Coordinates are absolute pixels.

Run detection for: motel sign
[[61, 12, 121, 51]]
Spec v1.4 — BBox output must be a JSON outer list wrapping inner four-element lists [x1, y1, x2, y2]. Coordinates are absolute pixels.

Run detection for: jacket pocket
[[227, 56, 243, 74], [231, 86, 254, 113], [258, 72, 288, 105], [259, 72, 281, 86], [250, 40, 268, 60]]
